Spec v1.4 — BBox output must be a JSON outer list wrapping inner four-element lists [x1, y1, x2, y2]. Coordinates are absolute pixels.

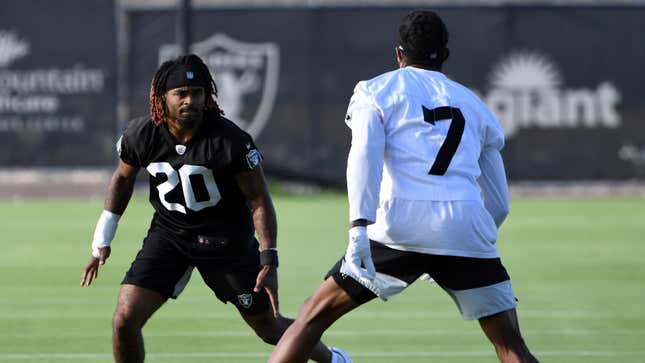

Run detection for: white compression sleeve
[[346, 102, 385, 223], [478, 147, 510, 227], [91, 210, 121, 258]]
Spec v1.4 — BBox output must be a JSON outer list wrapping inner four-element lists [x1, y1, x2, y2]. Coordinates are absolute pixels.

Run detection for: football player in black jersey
[[80, 55, 350, 363]]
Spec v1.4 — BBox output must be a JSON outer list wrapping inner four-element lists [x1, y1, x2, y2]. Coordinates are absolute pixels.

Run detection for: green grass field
[[1, 194, 644, 363]]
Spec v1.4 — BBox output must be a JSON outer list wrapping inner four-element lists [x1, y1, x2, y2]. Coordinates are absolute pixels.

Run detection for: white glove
[[343, 226, 376, 282], [91, 210, 120, 258]]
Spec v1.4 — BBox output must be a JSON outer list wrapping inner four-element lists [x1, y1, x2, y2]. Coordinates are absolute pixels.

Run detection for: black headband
[[164, 64, 209, 92]]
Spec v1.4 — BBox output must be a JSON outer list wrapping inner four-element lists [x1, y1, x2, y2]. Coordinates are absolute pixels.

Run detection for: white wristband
[[91, 210, 121, 258]]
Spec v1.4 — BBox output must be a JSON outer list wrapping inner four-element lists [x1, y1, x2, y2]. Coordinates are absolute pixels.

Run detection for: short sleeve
[[117, 125, 141, 167], [230, 132, 263, 173]]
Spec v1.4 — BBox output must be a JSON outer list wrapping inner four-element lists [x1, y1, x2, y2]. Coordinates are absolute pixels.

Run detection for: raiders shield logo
[[237, 293, 253, 309], [159, 33, 280, 139]]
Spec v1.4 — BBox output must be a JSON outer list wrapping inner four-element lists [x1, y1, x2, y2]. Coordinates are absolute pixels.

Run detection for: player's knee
[[246, 314, 289, 346], [257, 330, 281, 345], [297, 295, 334, 326], [112, 308, 142, 334], [252, 322, 282, 345], [295, 298, 316, 324]]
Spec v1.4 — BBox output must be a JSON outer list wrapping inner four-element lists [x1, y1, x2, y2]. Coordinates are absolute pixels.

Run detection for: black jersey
[[117, 111, 263, 246]]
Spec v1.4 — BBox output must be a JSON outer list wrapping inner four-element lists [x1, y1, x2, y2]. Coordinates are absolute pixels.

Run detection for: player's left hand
[[254, 265, 280, 318]]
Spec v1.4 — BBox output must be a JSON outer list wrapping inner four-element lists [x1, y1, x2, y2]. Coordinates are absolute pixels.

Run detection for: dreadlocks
[[149, 54, 224, 126]]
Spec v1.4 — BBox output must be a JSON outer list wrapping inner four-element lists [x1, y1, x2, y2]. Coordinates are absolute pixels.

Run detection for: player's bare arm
[[104, 160, 140, 215], [235, 165, 280, 317], [80, 160, 139, 286]]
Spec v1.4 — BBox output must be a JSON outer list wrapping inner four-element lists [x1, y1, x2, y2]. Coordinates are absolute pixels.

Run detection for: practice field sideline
[[1, 195, 643, 363]]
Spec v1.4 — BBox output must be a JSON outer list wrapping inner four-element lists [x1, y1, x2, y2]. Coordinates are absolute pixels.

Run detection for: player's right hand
[[80, 247, 110, 286], [343, 226, 376, 282]]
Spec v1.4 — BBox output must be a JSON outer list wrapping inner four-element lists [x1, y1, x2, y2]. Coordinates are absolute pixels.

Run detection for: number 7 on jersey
[[422, 106, 465, 176]]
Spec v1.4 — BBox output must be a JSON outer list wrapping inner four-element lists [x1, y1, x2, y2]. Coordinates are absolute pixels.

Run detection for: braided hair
[[149, 54, 224, 126]]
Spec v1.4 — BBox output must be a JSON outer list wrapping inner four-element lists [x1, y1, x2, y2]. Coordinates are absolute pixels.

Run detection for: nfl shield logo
[[186, 71, 194, 79], [175, 144, 187, 155], [159, 33, 280, 138], [237, 293, 253, 309]]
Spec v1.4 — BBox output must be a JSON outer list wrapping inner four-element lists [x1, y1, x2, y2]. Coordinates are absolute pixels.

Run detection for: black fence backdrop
[[2, 3, 645, 183], [0, 0, 116, 165], [125, 6, 645, 183]]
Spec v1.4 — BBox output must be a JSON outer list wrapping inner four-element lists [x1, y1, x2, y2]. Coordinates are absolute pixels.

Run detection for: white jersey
[[345, 67, 509, 258]]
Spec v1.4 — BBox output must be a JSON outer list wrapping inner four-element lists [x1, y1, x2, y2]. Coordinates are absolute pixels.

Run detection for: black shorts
[[122, 227, 270, 315], [327, 240, 517, 320]]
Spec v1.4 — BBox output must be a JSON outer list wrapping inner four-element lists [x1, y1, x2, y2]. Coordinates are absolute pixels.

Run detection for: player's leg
[[268, 277, 361, 363], [197, 247, 353, 363], [112, 284, 167, 363], [428, 254, 538, 363], [114, 229, 193, 363], [231, 277, 353, 363], [479, 309, 539, 363], [270, 241, 426, 363], [239, 307, 347, 363]]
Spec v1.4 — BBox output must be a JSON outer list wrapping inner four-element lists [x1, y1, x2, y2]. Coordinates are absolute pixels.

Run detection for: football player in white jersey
[[270, 10, 538, 363]]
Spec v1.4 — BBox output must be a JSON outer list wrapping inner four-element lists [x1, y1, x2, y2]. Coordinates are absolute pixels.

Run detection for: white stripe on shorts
[[444, 280, 517, 320], [172, 267, 193, 298], [340, 260, 409, 301]]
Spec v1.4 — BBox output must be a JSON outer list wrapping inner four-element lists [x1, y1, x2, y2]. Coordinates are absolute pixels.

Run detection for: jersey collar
[[158, 122, 203, 153], [407, 66, 447, 79]]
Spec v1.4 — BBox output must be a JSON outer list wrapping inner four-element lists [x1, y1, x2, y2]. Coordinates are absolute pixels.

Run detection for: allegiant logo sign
[[481, 51, 621, 139]]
